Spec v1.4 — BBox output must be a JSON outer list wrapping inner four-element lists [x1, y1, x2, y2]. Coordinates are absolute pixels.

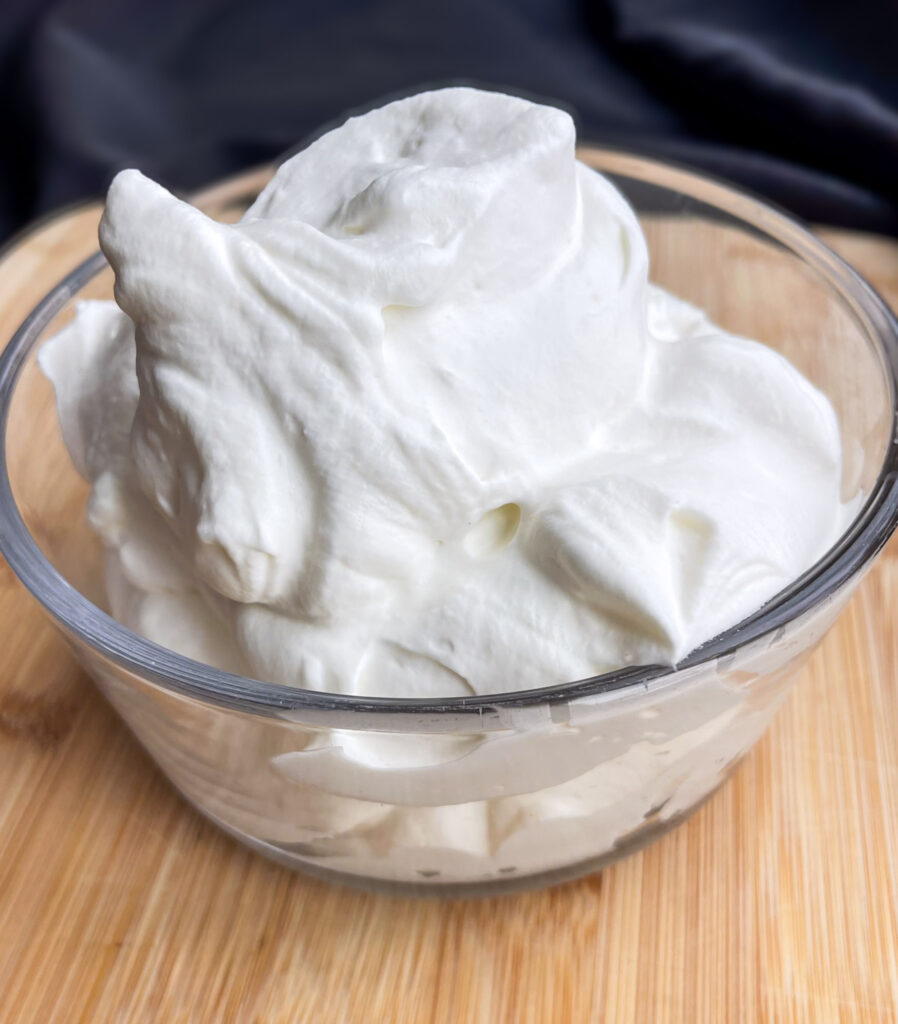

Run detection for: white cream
[[41, 88, 850, 884]]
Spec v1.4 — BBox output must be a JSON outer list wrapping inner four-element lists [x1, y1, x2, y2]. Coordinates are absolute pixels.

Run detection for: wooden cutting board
[[1, 200, 897, 1024]]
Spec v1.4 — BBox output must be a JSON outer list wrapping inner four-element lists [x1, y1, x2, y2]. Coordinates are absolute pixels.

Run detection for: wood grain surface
[[1, 201, 898, 1023]]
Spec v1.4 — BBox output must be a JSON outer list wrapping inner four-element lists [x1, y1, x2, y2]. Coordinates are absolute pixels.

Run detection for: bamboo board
[[1, 201, 897, 1024]]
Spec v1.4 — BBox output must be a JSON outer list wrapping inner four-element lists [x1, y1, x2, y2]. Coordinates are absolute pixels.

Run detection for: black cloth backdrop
[[1, 0, 897, 245]]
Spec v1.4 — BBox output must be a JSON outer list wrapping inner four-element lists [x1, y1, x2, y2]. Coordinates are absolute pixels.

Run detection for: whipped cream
[[41, 88, 851, 885]]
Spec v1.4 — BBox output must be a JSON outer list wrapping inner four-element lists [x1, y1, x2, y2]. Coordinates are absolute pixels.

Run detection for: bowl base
[[179, 766, 739, 899]]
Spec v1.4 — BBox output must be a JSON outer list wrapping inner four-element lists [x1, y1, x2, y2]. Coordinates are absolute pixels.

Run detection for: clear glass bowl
[[2, 151, 897, 896]]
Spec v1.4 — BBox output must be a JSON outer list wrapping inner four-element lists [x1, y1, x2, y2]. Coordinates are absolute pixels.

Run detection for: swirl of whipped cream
[[40, 90, 851, 875], [42, 87, 846, 706]]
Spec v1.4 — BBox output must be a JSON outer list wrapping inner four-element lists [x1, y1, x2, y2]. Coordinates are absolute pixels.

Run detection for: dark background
[[2, 0, 897, 245]]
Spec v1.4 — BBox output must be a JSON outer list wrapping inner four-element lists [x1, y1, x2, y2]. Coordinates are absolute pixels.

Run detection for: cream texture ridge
[[42, 87, 846, 700]]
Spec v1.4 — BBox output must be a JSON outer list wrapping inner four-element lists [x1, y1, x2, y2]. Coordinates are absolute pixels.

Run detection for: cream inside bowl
[[2, 90, 897, 894]]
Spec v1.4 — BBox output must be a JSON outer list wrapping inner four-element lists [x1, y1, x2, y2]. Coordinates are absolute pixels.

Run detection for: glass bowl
[[2, 151, 897, 896]]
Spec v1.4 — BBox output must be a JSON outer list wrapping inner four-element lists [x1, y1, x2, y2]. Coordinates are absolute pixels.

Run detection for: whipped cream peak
[[42, 87, 847, 701], [246, 89, 581, 291]]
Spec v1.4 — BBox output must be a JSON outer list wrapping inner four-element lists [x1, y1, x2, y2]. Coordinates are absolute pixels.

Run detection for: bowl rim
[[1, 148, 897, 728]]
